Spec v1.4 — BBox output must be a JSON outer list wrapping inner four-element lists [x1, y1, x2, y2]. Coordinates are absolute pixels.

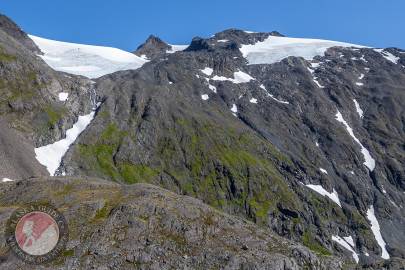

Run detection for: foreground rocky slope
[[0, 177, 342, 270], [0, 14, 404, 269]]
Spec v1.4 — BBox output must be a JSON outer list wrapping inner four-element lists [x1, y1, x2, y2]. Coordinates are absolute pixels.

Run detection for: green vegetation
[[44, 105, 66, 127], [119, 164, 158, 184], [302, 231, 331, 256], [93, 202, 111, 220], [54, 183, 74, 197], [0, 47, 16, 62], [77, 116, 301, 225]]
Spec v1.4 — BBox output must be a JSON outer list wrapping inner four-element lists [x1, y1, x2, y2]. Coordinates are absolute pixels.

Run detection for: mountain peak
[[134, 34, 171, 59]]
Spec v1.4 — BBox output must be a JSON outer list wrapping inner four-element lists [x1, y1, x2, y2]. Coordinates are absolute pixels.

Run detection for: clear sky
[[1, 0, 404, 51]]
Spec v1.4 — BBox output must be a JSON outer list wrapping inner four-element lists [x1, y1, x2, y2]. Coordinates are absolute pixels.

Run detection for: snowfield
[[29, 35, 148, 78], [35, 106, 98, 176], [240, 36, 364, 65]]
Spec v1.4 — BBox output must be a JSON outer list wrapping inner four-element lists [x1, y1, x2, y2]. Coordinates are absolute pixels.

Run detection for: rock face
[[0, 178, 343, 270], [0, 13, 405, 269], [0, 14, 40, 54], [0, 119, 47, 180]]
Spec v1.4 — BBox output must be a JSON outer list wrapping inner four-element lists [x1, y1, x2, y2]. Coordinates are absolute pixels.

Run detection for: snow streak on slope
[[29, 35, 148, 78], [374, 49, 400, 64], [259, 84, 289, 104], [366, 206, 390, 259], [332, 235, 359, 263], [240, 36, 363, 65], [1, 178, 14, 182], [353, 99, 364, 118], [35, 106, 98, 176], [305, 184, 341, 207], [335, 110, 375, 171]]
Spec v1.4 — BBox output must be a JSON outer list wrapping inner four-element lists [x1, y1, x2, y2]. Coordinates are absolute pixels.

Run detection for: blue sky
[[1, 1, 404, 51]]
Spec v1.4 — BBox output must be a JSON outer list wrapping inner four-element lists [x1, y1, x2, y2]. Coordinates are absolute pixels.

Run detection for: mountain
[[0, 14, 404, 269]]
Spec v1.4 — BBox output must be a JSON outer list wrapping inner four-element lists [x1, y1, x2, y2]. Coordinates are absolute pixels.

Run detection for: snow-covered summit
[[240, 35, 365, 65], [29, 35, 148, 78]]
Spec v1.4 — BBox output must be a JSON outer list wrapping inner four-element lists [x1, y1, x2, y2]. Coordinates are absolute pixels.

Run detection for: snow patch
[[1, 178, 14, 182], [201, 67, 214, 76], [230, 104, 238, 116], [139, 54, 148, 60], [355, 82, 364, 86], [305, 184, 341, 207], [366, 206, 390, 259], [212, 70, 255, 84], [249, 98, 258, 104], [240, 35, 363, 65], [359, 73, 365, 80], [166, 44, 188, 54], [353, 99, 364, 118], [58, 92, 69, 102], [35, 107, 98, 176], [201, 94, 209, 100], [307, 67, 324, 88], [29, 35, 148, 78], [374, 49, 400, 64], [332, 235, 359, 263], [208, 83, 217, 93], [217, 39, 229, 43], [335, 110, 375, 171], [319, 168, 328, 174], [313, 78, 325, 88]]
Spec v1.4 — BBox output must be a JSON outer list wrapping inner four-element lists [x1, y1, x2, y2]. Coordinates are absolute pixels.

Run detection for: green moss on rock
[[302, 231, 331, 256]]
